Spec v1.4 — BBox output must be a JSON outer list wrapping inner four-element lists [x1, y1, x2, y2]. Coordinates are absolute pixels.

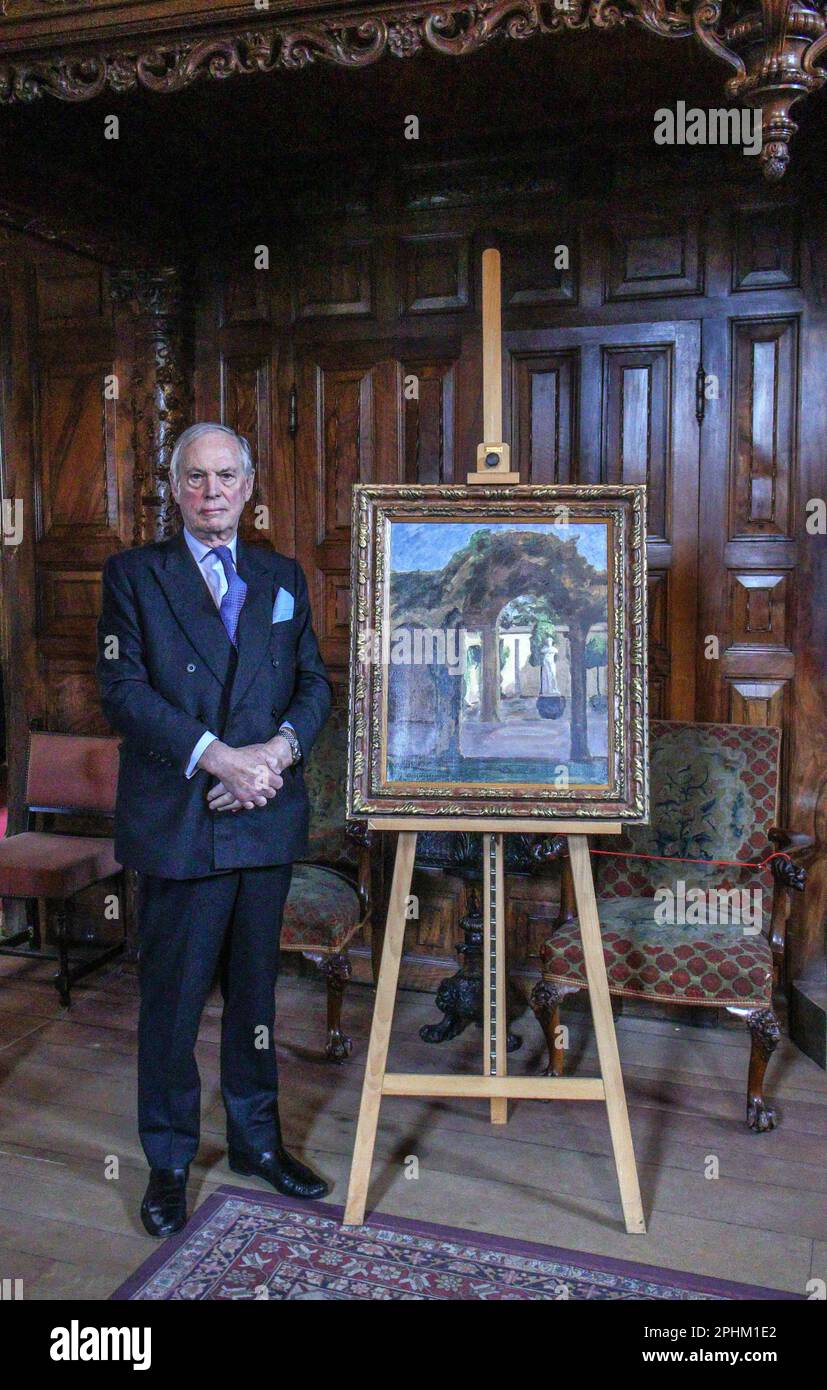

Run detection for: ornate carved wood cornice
[[1, 1, 825, 178]]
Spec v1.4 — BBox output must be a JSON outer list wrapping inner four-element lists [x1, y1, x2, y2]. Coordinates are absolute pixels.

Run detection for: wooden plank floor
[[1, 952, 825, 1300]]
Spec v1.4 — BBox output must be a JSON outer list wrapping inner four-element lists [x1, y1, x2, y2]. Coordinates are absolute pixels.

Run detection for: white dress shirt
[[183, 526, 237, 610]]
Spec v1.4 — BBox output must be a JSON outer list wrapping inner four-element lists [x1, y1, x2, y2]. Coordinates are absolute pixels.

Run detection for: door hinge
[[288, 384, 298, 438], [695, 359, 706, 426]]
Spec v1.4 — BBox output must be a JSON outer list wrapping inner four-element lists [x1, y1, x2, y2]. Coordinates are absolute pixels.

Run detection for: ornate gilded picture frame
[[347, 484, 648, 822]]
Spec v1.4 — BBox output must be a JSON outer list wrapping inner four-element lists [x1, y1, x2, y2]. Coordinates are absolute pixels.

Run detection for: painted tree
[[586, 631, 608, 698]]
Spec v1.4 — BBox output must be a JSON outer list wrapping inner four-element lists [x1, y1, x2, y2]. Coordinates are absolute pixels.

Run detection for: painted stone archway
[[389, 525, 607, 771]]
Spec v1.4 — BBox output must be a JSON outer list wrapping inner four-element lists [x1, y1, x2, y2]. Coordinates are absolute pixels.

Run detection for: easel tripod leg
[[343, 831, 417, 1226], [568, 835, 646, 1235]]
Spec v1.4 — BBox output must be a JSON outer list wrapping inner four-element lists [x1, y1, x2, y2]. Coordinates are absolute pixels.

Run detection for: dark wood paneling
[[732, 203, 799, 293], [5, 162, 824, 1004], [37, 363, 119, 540], [296, 242, 373, 319], [502, 229, 577, 307], [730, 316, 797, 540], [221, 351, 272, 541], [601, 345, 670, 540], [401, 353, 457, 484], [510, 350, 576, 483], [605, 215, 702, 302], [400, 234, 470, 315]]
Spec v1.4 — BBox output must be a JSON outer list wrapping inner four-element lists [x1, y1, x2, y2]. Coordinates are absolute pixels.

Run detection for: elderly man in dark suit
[[97, 422, 332, 1238]]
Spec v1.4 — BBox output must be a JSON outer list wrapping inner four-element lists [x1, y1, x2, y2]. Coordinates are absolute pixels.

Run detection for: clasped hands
[[197, 735, 293, 814]]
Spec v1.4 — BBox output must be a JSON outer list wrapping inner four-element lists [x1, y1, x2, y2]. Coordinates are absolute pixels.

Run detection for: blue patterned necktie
[[212, 545, 247, 647]]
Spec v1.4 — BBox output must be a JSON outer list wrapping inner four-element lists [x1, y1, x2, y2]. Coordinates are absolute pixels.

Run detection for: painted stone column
[[480, 623, 501, 724]]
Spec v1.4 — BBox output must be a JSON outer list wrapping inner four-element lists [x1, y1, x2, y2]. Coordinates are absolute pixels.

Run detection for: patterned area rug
[[112, 1187, 799, 1301]]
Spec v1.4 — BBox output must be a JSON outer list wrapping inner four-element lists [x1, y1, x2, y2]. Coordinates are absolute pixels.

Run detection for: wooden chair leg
[[26, 898, 41, 950], [55, 900, 72, 1008], [530, 978, 565, 1076], [745, 1006, 780, 1132], [322, 951, 353, 1063]]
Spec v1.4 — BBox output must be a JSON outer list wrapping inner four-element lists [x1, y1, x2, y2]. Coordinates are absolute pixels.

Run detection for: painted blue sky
[[389, 521, 608, 574]]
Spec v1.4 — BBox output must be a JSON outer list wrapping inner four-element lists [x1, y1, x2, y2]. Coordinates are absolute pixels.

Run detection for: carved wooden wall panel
[[35, 265, 106, 323], [502, 229, 577, 307], [294, 347, 402, 675], [297, 242, 373, 320], [400, 234, 470, 315], [37, 363, 119, 540], [730, 316, 797, 540], [732, 204, 799, 293], [605, 215, 702, 302], [729, 571, 788, 648], [601, 346, 670, 539], [222, 270, 272, 327], [727, 678, 788, 731], [509, 351, 576, 483], [221, 352, 272, 541], [401, 354, 458, 484], [39, 569, 103, 639]]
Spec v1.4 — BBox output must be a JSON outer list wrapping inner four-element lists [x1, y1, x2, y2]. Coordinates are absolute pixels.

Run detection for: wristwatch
[[278, 724, 302, 766]]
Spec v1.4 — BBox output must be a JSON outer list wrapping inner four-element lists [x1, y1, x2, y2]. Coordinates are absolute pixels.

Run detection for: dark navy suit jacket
[[96, 530, 332, 879]]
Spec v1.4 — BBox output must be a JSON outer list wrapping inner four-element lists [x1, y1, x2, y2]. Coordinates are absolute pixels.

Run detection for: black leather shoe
[[140, 1166, 189, 1238], [228, 1147, 330, 1200]]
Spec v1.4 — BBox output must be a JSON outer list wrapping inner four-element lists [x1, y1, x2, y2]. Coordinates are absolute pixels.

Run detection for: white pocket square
[[272, 587, 295, 623]]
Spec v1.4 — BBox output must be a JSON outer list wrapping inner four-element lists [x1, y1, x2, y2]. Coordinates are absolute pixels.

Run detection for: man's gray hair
[[169, 423, 254, 485]]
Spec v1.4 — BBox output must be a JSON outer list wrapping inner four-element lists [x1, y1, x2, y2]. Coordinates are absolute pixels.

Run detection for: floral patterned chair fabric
[[281, 705, 372, 1061], [531, 721, 811, 1132]]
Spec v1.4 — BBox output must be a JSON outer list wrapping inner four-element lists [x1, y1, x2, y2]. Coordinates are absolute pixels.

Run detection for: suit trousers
[[136, 864, 293, 1169]]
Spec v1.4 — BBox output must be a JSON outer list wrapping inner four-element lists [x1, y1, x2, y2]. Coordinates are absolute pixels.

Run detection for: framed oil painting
[[346, 484, 648, 822]]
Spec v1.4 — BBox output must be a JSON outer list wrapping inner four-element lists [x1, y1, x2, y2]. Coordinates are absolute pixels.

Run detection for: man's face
[[171, 432, 254, 545]]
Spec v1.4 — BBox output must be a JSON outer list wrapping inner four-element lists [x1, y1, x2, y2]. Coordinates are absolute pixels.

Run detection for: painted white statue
[[463, 646, 481, 708], [539, 638, 560, 696]]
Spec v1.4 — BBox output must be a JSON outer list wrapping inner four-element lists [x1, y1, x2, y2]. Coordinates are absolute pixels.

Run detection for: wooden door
[[505, 319, 701, 721], [293, 337, 469, 676]]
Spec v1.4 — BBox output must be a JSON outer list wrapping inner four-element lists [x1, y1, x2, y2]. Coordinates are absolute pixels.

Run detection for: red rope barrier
[[581, 846, 786, 871]]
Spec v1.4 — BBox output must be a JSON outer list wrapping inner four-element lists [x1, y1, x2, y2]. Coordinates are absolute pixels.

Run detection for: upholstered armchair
[[0, 732, 125, 1006], [530, 721, 811, 1132], [280, 705, 373, 1061]]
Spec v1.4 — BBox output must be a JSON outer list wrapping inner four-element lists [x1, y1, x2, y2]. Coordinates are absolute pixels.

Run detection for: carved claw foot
[[745, 1006, 780, 1133], [420, 977, 472, 1044], [325, 1027, 353, 1063], [419, 1016, 469, 1044], [747, 1096, 777, 1133], [530, 978, 564, 1076]]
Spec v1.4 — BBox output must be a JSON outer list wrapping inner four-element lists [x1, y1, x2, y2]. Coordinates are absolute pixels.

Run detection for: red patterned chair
[[280, 705, 373, 1061], [530, 721, 811, 1131]]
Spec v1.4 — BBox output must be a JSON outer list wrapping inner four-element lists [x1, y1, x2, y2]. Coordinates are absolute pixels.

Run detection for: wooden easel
[[343, 251, 646, 1236]]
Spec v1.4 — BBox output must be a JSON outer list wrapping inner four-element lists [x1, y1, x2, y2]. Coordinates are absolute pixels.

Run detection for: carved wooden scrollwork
[[0, 1, 825, 178]]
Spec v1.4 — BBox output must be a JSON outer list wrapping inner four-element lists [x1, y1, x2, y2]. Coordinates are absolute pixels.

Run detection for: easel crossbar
[[382, 1075, 606, 1100]]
